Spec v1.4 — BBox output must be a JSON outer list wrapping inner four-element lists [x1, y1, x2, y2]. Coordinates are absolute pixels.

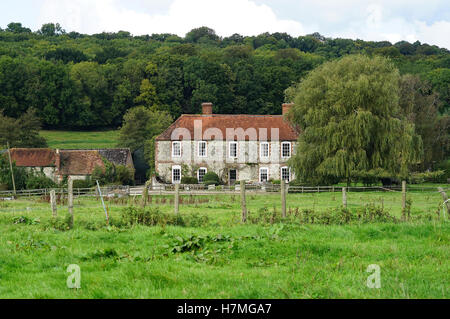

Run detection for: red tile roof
[[156, 114, 299, 141], [59, 150, 105, 175], [9, 148, 56, 167]]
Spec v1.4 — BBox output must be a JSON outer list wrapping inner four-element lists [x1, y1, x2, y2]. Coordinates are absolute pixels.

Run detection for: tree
[[286, 55, 422, 185], [38, 23, 65, 36], [399, 75, 448, 170], [0, 108, 47, 148], [185, 27, 220, 44], [6, 22, 31, 33], [118, 107, 173, 177]]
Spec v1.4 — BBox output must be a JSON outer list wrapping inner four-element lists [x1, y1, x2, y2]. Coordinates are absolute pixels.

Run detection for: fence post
[[174, 183, 179, 215], [68, 178, 74, 228], [438, 187, 449, 218], [281, 180, 286, 218], [50, 190, 57, 217], [342, 187, 347, 208], [240, 180, 247, 223], [142, 180, 150, 208], [402, 180, 407, 221]]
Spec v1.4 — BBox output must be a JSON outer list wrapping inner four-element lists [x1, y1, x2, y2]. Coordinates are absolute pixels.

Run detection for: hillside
[[0, 24, 448, 131]]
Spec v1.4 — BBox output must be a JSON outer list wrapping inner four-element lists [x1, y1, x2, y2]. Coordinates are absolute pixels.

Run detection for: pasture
[[40, 130, 119, 149], [0, 190, 448, 299]]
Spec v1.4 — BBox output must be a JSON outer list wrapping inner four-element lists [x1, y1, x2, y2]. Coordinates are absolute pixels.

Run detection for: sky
[[0, 0, 449, 48]]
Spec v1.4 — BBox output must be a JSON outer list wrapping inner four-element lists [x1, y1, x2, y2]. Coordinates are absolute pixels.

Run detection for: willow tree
[[286, 55, 422, 185]]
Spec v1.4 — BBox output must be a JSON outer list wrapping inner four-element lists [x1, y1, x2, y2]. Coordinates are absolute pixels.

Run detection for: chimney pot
[[282, 103, 294, 116], [202, 102, 213, 115]]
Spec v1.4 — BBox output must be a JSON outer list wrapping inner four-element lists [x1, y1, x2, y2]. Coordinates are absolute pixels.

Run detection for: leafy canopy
[[287, 55, 423, 184]]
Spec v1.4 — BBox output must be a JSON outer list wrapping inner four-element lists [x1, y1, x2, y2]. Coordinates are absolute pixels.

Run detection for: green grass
[[40, 130, 119, 149], [0, 191, 448, 299]]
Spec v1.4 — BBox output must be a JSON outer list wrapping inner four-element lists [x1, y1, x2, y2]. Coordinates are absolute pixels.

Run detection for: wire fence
[[0, 183, 448, 200]]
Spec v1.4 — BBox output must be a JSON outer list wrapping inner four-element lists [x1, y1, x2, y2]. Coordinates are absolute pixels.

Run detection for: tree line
[[0, 23, 448, 130]]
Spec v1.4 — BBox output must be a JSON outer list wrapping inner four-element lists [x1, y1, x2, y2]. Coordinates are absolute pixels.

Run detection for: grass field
[[0, 190, 448, 299], [40, 130, 119, 149]]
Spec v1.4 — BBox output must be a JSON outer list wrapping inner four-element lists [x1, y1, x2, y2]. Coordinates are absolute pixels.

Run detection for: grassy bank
[[0, 191, 448, 299], [40, 130, 119, 149]]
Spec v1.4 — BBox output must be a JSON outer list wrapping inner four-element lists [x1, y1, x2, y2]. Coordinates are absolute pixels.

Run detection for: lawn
[[0, 191, 448, 299], [40, 130, 119, 149]]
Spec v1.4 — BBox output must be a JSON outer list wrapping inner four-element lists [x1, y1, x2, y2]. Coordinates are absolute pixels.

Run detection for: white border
[[172, 141, 181, 158], [281, 166, 291, 182], [229, 141, 238, 158], [259, 167, 269, 183], [172, 165, 181, 184], [260, 142, 269, 159], [281, 142, 291, 158], [198, 141, 207, 157], [197, 167, 208, 183]]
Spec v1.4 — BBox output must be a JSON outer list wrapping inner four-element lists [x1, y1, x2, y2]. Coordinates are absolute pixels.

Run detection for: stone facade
[[155, 103, 299, 184]]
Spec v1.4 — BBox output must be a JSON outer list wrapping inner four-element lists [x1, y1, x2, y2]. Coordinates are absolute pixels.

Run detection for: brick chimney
[[282, 103, 294, 116], [202, 102, 213, 115]]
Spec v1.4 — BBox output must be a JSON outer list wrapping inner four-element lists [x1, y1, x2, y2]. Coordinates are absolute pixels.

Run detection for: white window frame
[[260, 142, 269, 159], [172, 141, 181, 158], [281, 142, 291, 159], [259, 167, 269, 183], [198, 141, 207, 158], [229, 142, 238, 159], [197, 167, 207, 183], [281, 166, 291, 182], [172, 165, 181, 184]]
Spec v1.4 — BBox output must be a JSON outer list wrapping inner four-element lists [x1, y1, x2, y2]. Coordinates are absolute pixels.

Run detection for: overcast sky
[[1, 0, 449, 48]]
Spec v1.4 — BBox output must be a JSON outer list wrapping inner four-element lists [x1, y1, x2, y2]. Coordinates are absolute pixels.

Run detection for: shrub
[[181, 176, 198, 184], [73, 177, 95, 188], [25, 173, 57, 189], [117, 206, 184, 227], [409, 170, 445, 184], [203, 172, 221, 186]]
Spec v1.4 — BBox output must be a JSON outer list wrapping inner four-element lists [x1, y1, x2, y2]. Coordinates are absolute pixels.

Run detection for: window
[[229, 169, 237, 181], [281, 142, 291, 158], [172, 165, 181, 184], [260, 142, 269, 158], [281, 167, 291, 182], [198, 141, 207, 157], [198, 168, 207, 183], [172, 141, 181, 158], [259, 167, 269, 183], [229, 142, 238, 158]]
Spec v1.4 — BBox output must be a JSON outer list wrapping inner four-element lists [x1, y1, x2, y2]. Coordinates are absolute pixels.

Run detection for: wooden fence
[[0, 184, 448, 199]]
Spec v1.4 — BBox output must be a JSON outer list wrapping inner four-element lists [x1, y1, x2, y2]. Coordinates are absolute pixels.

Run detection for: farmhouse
[[9, 148, 134, 182], [155, 103, 299, 184]]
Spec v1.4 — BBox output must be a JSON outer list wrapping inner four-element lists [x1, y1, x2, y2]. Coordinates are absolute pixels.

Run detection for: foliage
[[91, 158, 135, 186], [409, 170, 445, 184], [287, 55, 423, 185], [0, 24, 447, 132], [202, 171, 221, 186], [25, 172, 57, 189], [0, 155, 28, 190], [0, 108, 47, 148], [118, 107, 172, 177], [117, 206, 184, 227], [181, 176, 198, 184], [73, 177, 94, 189]]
